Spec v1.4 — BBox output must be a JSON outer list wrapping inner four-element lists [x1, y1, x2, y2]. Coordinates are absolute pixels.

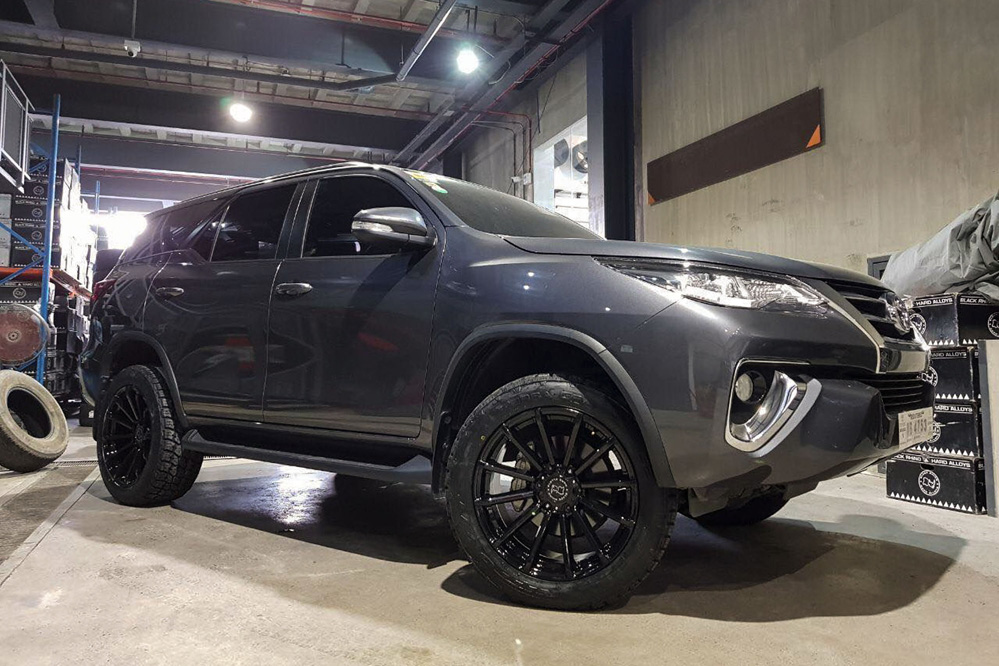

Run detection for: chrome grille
[[826, 279, 917, 343]]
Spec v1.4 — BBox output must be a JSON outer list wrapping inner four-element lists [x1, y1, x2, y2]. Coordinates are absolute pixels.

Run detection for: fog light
[[734, 371, 767, 403], [729, 371, 803, 451]]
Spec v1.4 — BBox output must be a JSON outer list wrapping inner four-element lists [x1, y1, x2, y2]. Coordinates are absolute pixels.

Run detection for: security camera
[[124, 40, 141, 58]]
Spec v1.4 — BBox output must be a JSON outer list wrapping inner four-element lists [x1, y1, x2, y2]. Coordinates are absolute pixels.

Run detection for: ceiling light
[[229, 101, 253, 123], [456, 47, 480, 74]]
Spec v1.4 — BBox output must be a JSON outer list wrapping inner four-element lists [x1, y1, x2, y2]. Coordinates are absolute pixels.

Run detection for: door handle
[[274, 282, 313, 297], [155, 286, 185, 299]]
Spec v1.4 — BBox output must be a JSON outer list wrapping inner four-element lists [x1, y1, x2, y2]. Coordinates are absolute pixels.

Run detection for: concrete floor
[[2, 426, 998, 665]]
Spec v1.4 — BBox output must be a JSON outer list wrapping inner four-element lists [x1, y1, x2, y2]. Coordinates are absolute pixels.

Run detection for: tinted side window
[[159, 198, 225, 257], [211, 184, 297, 262], [302, 176, 412, 257]]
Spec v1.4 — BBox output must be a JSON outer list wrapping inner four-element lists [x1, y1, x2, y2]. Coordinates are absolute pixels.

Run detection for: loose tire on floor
[[0, 370, 69, 473], [691, 493, 788, 527], [445, 373, 678, 611], [96, 365, 203, 506]]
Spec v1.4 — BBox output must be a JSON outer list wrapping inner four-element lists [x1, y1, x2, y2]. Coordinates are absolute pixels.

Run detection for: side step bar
[[181, 431, 432, 484]]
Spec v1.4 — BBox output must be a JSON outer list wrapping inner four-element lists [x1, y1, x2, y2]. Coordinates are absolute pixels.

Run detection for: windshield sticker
[[407, 171, 449, 194]]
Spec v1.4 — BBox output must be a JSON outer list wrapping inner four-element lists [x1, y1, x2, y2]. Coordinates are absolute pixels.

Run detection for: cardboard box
[[910, 403, 982, 457], [929, 346, 979, 402], [912, 293, 999, 346], [886, 451, 986, 514], [0, 282, 43, 304], [9, 245, 61, 268]]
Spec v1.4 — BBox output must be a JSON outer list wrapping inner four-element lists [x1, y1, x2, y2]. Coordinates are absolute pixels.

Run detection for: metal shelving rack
[[0, 69, 69, 382]]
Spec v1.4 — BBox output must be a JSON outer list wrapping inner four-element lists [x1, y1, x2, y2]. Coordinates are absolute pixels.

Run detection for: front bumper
[[614, 294, 932, 492]]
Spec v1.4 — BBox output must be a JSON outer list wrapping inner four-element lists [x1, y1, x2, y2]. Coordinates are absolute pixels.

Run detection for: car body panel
[[82, 163, 933, 500]]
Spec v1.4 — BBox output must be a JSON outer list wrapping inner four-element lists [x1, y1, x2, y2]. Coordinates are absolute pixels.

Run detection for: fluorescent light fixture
[[456, 47, 480, 74], [229, 101, 253, 123]]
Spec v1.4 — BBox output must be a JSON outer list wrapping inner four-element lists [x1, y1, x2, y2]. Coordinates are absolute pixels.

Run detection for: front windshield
[[406, 171, 602, 240]]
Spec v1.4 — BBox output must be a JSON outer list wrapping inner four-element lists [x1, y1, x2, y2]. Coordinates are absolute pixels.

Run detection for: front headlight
[[599, 259, 828, 314]]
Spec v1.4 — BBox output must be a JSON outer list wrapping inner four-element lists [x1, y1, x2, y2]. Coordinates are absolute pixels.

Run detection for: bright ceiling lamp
[[456, 46, 480, 74], [229, 101, 253, 123]]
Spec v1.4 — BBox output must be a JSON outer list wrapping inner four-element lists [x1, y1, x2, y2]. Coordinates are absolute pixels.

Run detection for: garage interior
[[2, 0, 999, 663]]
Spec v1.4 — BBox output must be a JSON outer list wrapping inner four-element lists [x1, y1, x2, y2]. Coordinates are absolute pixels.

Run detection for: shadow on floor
[[442, 511, 965, 620], [89, 467, 964, 621], [171, 471, 461, 568]]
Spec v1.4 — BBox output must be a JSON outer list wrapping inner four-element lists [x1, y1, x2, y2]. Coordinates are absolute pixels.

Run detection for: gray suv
[[82, 163, 933, 610]]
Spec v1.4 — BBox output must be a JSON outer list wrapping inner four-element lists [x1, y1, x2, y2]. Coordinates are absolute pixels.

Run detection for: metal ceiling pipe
[[0, 20, 456, 91], [396, 0, 462, 83], [391, 0, 574, 165], [409, 0, 615, 169]]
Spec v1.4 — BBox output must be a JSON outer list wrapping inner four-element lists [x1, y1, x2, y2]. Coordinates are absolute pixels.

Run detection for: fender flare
[[102, 331, 190, 430], [432, 323, 676, 489]]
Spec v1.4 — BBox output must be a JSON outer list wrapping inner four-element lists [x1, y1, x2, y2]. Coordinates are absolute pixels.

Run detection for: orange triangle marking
[[648, 193, 656, 205], [806, 124, 822, 148]]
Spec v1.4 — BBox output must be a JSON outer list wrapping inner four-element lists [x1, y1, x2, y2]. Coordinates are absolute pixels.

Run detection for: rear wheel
[[445, 374, 677, 610], [96, 365, 202, 506], [691, 493, 788, 527]]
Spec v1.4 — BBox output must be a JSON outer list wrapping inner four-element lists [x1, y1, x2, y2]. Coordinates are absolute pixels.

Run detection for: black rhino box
[[912, 293, 999, 347], [929, 346, 979, 402], [910, 403, 982, 458], [886, 451, 986, 514]]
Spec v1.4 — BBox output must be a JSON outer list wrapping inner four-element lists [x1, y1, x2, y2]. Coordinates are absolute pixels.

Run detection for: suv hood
[[504, 236, 884, 288]]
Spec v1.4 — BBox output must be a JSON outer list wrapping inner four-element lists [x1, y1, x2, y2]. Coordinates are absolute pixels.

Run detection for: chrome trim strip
[[727, 370, 807, 452]]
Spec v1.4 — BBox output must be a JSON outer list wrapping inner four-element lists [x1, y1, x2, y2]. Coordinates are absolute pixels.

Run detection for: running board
[[181, 431, 432, 484]]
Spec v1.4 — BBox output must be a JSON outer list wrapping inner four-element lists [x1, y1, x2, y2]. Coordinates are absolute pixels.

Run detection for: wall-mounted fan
[[572, 139, 588, 174]]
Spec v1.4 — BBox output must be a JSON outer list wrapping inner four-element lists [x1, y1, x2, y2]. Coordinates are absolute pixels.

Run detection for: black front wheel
[[96, 365, 202, 506], [445, 374, 677, 610]]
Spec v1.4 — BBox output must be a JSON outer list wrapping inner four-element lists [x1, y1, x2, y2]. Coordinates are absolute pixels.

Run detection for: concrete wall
[[635, 0, 999, 273], [461, 52, 588, 198]]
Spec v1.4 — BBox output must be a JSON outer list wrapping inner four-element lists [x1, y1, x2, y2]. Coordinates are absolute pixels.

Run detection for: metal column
[[35, 94, 60, 383]]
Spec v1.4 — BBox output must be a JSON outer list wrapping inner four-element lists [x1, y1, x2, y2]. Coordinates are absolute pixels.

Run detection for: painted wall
[[635, 0, 999, 273], [461, 52, 588, 199]]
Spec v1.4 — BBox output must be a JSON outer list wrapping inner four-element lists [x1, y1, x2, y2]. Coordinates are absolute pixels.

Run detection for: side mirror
[[351, 207, 435, 249]]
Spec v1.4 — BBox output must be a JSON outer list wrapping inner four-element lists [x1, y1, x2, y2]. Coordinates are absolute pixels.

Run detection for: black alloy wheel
[[100, 385, 153, 489], [446, 373, 677, 610], [473, 406, 638, 581], [96, 365, 202, 506]]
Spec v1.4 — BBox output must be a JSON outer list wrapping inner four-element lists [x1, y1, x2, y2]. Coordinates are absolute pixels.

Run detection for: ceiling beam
[[397, 0, 462, 82], [23, 0, 59, 28], [405, 0, 608, 168], [201, 0, 507, 41], [392, 0, 575, 165], [16, 73, 429, 151], [0, 41, 413, 95], [47, 0, 470, 83], [0, 20, 395, 84]]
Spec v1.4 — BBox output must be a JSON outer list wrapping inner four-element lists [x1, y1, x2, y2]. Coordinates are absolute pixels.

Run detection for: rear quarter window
[[117, 198, 226, 264]]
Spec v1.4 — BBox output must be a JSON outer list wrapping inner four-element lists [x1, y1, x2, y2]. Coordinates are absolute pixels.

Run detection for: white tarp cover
[[882, 190, 999, 300]]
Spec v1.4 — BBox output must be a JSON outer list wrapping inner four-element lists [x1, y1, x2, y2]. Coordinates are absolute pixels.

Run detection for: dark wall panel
[[647, 88, 824, 204]]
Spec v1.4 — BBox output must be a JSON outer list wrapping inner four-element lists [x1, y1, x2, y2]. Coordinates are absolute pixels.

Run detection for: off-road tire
[[445, 373, 678, 611], [96, 365, 202, 506], [0, 370, 69, 473], [692, 493, 788, 527]]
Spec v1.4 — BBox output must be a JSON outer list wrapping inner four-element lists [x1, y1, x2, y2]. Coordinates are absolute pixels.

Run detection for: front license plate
[[897, 407, 933, 449]]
